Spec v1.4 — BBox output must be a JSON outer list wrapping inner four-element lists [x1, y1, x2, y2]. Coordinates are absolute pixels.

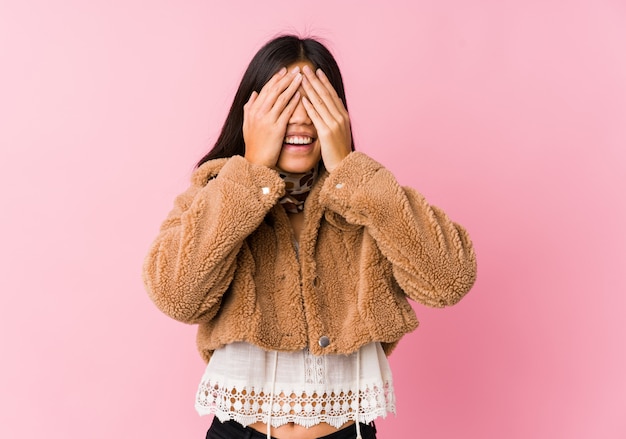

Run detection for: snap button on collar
[[318, 336, 330, 348]]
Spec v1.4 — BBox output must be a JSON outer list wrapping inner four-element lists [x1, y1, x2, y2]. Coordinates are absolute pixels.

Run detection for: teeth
[[284, 136, 313, 145]]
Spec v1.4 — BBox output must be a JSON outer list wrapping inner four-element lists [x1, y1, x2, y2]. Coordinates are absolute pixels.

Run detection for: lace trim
[[304, 348, 324, 385], [195, 380, 396, 429]]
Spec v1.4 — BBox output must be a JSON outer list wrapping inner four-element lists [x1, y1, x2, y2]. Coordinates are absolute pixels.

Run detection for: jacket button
[[318, 336, 330, 348]]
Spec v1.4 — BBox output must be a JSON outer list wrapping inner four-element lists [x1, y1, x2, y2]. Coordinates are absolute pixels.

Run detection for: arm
[[318, 152, 477, 307], [144, 67, 303, 323], [142, 156, 285, 323]]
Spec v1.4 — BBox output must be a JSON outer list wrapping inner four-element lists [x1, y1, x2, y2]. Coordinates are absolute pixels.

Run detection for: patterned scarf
[[278, 166, 318, 213]]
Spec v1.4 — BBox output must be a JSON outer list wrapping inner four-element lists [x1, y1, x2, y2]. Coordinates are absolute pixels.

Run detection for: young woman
[[143, 35, 477, 439]]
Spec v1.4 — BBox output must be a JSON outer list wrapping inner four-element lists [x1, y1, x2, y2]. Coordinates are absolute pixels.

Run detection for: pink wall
[[1, 1, 625, 438]]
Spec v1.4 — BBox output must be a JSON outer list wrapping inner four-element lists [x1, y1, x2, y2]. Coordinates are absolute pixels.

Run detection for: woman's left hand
[[300, 65, 352, 172]]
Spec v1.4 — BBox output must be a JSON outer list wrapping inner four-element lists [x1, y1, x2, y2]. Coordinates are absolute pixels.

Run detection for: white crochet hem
[[195, 381, 396, 429], [198, 405, 394, 429]]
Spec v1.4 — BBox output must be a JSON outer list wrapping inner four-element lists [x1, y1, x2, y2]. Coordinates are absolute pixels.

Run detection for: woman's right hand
[[243, 66, 303, 168]]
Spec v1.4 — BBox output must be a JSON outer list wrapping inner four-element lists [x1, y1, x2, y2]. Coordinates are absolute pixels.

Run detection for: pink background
[[1, 0, 625, 438]]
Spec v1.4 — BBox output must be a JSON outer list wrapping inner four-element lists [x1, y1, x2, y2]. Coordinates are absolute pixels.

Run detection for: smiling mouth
[[284, 135, 315, 145]]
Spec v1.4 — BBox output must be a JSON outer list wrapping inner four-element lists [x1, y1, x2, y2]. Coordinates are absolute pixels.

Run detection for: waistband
[[207, 417, 377, 439]]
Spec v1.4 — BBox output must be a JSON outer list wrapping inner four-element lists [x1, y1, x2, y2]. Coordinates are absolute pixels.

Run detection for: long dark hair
[[196, 35, 353, 168]]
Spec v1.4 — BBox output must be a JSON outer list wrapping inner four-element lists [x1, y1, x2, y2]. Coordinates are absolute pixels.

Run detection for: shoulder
[[191, 158, 229, 186]]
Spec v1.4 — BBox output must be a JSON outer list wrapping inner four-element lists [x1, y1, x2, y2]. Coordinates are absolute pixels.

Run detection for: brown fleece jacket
[[143, 152, 476, 363]]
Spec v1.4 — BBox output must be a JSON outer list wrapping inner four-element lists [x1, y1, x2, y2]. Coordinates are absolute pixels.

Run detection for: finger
[[276, 91, 301, 126], [315, 69, 349, 116], [269, 72, 303, 118], [302, 66, 335, 104], [303, 66, 349, 123], [301, 95, 327, 132], [303, 94, 351, 172], [310, 69, 348, 123], [301, 74, 336, 126], [260, 67, 288, 93], [242, 91, 258, 124], [301, 65, 326, 103], [252, 67, 286, 107], [244, 91, 258, 109], [267, 66, 288, 85], [256, 66, 301, 113]]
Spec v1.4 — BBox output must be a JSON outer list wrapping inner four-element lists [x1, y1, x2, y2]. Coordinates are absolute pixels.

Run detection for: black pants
[[206, 417, 377, 439]]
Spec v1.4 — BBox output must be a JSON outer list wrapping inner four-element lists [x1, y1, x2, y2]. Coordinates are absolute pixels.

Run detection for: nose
[[288, 95, 312, 125]]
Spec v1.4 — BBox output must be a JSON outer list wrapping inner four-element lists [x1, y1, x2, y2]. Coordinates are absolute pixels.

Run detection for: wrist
[[323, 150, 350, 173], [244, 151, 277, 169]]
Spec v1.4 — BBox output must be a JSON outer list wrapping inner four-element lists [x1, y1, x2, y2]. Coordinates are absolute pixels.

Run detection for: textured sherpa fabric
[[143, 152, 477, 363]]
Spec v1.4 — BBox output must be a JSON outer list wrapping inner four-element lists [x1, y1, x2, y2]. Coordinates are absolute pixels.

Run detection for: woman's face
[[275, 60, 322, 174]]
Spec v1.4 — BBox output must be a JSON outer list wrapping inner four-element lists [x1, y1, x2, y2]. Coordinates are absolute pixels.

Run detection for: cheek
[[314, 141, 322, 156]]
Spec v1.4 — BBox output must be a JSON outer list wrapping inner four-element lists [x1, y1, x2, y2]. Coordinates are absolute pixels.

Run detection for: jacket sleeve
[[318, 152, 477, 307], [142, 155, 285, 323]]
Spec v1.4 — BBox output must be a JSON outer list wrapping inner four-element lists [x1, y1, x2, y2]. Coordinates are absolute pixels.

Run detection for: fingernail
[[291, 66, 300, 74], [303, 65, 312, 74], [316, 68, 324, 77], [279, 67, 287, 75]]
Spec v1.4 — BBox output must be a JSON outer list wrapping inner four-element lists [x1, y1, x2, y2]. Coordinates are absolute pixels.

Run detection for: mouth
[[283, 135, 316, 146]]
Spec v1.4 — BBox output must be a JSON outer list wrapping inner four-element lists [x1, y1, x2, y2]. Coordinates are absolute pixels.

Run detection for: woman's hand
[[300, 65, 352, 172], [243, 66, 303, 168]]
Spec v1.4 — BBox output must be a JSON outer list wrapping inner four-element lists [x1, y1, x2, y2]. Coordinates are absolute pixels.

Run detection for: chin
[[276, 158, 321, 174]]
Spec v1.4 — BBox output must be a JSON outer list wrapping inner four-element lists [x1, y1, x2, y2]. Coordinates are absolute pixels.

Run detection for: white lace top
[[195, 341, 395, 429]]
